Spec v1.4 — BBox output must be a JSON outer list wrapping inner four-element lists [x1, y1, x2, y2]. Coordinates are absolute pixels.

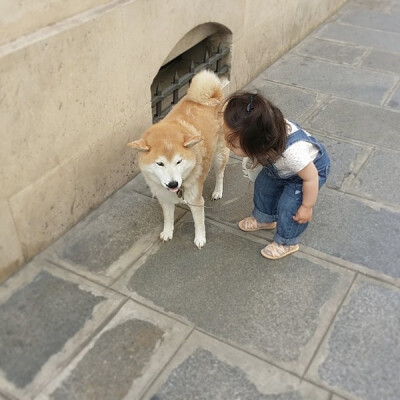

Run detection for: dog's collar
[[177, 186, 184, 199]]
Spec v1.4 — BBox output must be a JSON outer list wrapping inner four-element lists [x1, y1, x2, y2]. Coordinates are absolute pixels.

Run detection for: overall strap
[[284, 125, 329, 172], [285, 129, 310, 148]]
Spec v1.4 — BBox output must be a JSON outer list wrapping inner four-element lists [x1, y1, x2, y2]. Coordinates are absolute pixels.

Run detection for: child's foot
[[261, 242, 299, 259], [238, 217, 277, 232]]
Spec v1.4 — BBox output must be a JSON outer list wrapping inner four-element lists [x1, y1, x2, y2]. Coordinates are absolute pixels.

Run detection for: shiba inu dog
[[128, 70, 230, 248]]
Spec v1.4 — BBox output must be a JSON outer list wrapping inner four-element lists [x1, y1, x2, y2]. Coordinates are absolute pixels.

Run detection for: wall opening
[[151, 24, 231, 122]]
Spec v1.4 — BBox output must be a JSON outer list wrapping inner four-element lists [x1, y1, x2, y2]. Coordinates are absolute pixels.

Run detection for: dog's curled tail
[[186, 70, 223, 106]]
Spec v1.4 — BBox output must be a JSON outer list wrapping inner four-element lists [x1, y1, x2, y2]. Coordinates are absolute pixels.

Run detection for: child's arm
[[293, 162, 319, 224]]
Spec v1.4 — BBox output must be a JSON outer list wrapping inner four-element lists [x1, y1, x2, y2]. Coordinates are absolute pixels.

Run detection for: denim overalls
[[252, 126, 330, 245]]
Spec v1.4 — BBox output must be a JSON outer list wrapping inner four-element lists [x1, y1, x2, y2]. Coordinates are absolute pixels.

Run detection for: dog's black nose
[[167, 181, 179, 189]]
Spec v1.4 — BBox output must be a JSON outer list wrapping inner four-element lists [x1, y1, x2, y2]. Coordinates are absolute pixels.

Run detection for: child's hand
[[293, 205, 313, 224]]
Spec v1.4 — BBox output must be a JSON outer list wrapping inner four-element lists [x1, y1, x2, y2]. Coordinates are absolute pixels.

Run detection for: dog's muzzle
[[166, 180, 179, 192]]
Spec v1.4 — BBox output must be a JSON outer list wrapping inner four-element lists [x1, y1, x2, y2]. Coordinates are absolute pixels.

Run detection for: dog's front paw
[[211, 190, 223, 200], [194, 236, 206, 249], [160, 230, 173, 242]]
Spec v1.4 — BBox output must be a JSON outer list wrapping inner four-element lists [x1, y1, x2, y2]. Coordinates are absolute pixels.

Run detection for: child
[[223, 92, 330, 259]]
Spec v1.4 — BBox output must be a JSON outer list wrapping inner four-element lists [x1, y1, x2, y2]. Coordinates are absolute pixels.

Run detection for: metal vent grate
[[152, 44, 229, 123]]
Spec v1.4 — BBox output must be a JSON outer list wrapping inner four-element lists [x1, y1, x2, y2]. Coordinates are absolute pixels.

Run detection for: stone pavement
[[1, 0, 400, 399]]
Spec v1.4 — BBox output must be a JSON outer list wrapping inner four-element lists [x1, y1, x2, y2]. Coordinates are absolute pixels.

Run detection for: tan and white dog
[[128, 70, 230, 248]]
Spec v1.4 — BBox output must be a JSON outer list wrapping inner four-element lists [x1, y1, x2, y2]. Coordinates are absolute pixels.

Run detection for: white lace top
[[274, 121, 319, 178]]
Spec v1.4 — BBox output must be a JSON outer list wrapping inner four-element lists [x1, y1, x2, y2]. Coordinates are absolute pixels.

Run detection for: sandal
[[261, 242, 299, 260], [238, 217, 277, 232]]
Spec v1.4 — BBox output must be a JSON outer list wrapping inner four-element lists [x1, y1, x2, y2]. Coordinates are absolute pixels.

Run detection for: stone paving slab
[[114, 217, 354, 375], [361, 49, 400, 75], [316, 22, 400, 53], [347, 0, 399, 12], [393, 1, 400, 14], [36, 300, 191, 400], [41, 190, 185, 286], [346, 149, 400, 206], [338, 9, 400, 33], [293, 37, 367, 65], [245, 186, 400, 285], [311, 134, 367, 190], [203, 161, 254, 225], [0, 260, 124, 399], [144, 331, 331, 400], [264, 54, 396, 106], [303, 189, 400, 282], [305, 98, 400, 150], [331, 396, 347, 400], [244, 80, 319, 123], [307, 276, 400, 400], [120, 173, 153, 199], [387, 84, 400, 110]]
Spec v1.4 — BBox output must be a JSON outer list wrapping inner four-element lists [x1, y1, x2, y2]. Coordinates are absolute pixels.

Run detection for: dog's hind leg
[[212, 146, 230, 200], [159, 201, 175, 242]]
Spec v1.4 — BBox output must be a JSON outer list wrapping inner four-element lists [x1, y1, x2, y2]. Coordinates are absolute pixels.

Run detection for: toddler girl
[[223, 92, 330, 259]]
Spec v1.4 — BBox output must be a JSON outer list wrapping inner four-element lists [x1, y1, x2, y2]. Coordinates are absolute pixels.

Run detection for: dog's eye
[[176, 159, 182, 165], [156, 162, 164, 167]]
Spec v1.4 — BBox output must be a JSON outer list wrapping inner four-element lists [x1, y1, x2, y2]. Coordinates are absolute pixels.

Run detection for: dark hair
[[223, 92, 287, 165]]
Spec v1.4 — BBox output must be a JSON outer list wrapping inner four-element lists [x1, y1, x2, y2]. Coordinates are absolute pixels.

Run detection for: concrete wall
[[0, 0, 346, 281]]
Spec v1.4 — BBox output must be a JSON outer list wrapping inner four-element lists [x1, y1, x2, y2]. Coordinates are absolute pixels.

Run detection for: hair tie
[[246, 94, 255, 114]]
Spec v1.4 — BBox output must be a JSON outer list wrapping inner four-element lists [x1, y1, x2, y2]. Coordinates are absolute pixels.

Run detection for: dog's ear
[[127, 138, 150, 152], [183, 135, 203, 148]]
